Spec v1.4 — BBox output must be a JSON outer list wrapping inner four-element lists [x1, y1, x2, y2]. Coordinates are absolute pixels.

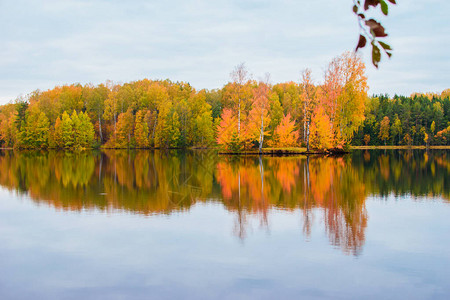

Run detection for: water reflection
[[0, 149, 449, 256]]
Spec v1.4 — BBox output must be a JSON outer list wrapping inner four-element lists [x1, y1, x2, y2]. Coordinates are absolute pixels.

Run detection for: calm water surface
[[0, 150, 449, 299]]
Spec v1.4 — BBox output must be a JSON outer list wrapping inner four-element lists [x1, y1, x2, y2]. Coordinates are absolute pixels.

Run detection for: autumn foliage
[[272, 113, 299, 147], [216, 108, 238, 150], [4, 51, 447, 150], [310, 106, 333, 150]]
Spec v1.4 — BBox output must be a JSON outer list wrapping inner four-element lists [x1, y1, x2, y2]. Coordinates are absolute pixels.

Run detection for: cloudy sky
[[0, 0, 449, 104]]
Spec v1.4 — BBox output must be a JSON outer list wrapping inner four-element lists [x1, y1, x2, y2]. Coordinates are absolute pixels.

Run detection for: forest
[[0, 51, 449, 150]]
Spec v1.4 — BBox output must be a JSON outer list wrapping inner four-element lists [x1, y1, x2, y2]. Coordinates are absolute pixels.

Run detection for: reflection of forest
[[0, 150, 448, 255]]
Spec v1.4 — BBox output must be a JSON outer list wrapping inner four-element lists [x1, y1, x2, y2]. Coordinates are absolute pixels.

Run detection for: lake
[[0, 149, 449, 299]]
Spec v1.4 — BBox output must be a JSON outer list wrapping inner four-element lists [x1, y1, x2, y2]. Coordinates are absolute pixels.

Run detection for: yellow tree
[[246, 81, 271, 153], [300, 69, 317, 151], [35, 111, 50, 148], [441, 88, 450, 99], [187, 90, 214, 146], [19, 106, 50, 148], [61, 111, 74, 148], [145, 110, 157, 147], [168, 112, 181, 148], [391, 114, 402, 145], [71, 110, 81, 148], [78, 111, 95, 148], [223, 63, 252, 139], [310, 106, 333, 150], [115, 108, 134, 148], [268, 92, 284, 138], [379, 116, 390, 146], [85, 83, 108, 142], [155, 100, 174, 148], [146, 82, 169, 145], [195, 110, 214, 147], [135, 109, 149, 148], [323, 51, 368, 147], [103, 84, 120, 140], [58, 84, 83, 113], [53, 116, 63, 148]]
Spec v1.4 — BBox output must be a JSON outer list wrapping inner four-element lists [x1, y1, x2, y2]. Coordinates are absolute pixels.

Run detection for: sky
[[0, 0, 449, 104]]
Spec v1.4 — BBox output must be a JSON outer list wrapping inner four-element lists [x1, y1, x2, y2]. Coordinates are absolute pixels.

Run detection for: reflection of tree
[[310, 157, 367, 256], [215, 157, 272, 239], [214, 155, 368, 255], [355, 150, 450, 201], [0, 149, 449, 256], [100, 150, 212, 214], [0, 151, 97, 211]]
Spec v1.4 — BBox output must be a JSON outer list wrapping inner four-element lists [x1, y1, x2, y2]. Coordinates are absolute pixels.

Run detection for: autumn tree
[[268, 93, 284, 137], [147, 82, 170, 145], [300, 69, 317, 151], [195, 110, 214, 147], [323, 52, 368, 147], [53, 116, 63, 148], [168, 112, 181, 148], [115, 108, 135, 148], [134, 109, 149, 148], [18, 106, 50, 148], [187, 91, 215, 147], [430, 121, 436, 135], [85, 83, 108, 142], [247, 81, 271, 153], [217, 108, 239, 150], [424, 132, 429, 147], [153, 96, 181, 148], [310, 106, 333, 150], [272, 82, 301, 121], [378, 116, 390, 146], [155, 101, 173, 148], [225, 63, 251, 138], [391, 114, 402, 144], [103, 83, 121, 140], [0, 108, 19, 147], [273, 113, 299, 147], [58, 84, 84, 114], [435, 126, 450, 145], [71, 110, 82, 148], [145, 110, 157, 147], [403, 133, 412, 146], [31, 89, 60, 125], [35, 112, 50, 148], [78, 111, 95, 148], [61, 111, 74, 148]]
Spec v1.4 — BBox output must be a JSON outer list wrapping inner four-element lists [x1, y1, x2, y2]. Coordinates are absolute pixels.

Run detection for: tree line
[[353, 91, 450, 146], [0, 51, 449, 150]]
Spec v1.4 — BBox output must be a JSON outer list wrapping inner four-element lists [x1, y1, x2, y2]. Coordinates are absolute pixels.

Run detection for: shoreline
[[1, 145, 449, 153], [351, 145, 450, 150]]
